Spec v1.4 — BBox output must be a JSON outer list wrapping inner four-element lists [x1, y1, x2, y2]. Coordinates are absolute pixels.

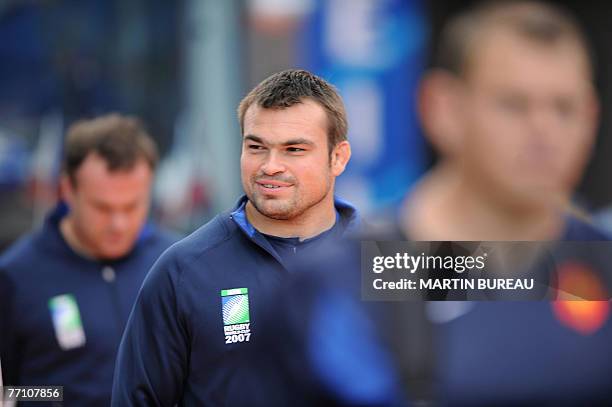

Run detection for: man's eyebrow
[[243, 135, 315, 147], [244, 134, 264, 143], [281, 138, 315, 146]]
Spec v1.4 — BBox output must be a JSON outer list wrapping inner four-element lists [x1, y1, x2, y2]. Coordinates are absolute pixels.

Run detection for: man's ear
[[585, 87, 600, 145], [330, 141, 351, 177], [59, 173, 75, 206], [570, 87, 600, 185], [418, 69, 466, 157]]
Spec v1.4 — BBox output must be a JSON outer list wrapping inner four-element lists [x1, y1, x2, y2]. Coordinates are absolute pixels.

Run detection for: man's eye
[[95, 205, 112, 214], [554, 100, 576, 120], [498, 97, 527, 114], [124, 204, 139, 213], [248, 144, 264, 150], [287, 147, 305, 152]]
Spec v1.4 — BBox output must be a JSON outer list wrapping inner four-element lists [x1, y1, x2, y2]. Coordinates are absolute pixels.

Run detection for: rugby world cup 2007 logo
[[221, 288, 251, 345]]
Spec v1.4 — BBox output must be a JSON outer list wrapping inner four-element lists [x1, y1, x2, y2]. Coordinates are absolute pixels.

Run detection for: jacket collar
[[230, 195, 360, 238], [228, 195, 360, 269]]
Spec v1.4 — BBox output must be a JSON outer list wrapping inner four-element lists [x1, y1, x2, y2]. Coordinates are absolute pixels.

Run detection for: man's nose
[[526, 106, 559, 157], [109, 212, 129, 232], [260, 151, 286, 175], [527, 103, 560, 139]]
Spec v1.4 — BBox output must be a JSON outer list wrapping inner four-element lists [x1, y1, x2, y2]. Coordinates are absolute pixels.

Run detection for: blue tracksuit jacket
[[111, 195, 359, 406], [0, 204, 178, 406]]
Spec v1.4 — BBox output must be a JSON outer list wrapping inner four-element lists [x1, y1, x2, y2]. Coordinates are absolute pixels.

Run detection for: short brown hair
[[237, 69, 348, 153], [63, 113, 158, 184], [435, 1, 593, 78]]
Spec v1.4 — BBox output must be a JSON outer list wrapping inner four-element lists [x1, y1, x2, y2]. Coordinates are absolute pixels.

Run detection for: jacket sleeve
[[0, 270, 20, 387], [111, 251, 189, 406]]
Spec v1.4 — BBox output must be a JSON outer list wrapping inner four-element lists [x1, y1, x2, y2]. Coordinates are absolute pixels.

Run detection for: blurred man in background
[[0, 114, 178, 406], [111, 69, 356, 406]]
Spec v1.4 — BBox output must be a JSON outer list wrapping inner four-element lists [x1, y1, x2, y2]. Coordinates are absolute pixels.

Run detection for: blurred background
[[1, 0, 612, 250]]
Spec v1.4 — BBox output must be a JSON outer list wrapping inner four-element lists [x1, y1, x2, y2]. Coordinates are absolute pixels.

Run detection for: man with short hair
[[0, 114, 178, 406], [408, 0, 601, 241], [111, 69, 355, 406], [224, 3, 612, 406], [399, 1, 611, 404]]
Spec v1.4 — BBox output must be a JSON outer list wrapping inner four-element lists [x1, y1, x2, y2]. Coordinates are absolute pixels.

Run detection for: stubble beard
[[248, 177, 332, 221]]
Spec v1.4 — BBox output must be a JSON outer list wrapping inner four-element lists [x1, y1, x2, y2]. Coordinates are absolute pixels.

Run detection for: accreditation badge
[[221, 288, 252, 345], [48, 294, 86, 350]]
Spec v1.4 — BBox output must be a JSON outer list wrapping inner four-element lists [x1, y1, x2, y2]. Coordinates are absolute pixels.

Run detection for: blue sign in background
[[299, 0, 429, 213]]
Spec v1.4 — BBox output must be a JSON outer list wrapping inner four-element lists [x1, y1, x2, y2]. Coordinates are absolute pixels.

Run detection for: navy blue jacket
[[111, 195, 359, 406], [0, 204, 178, 406], [258, 215, 612, 406], [432, 217, 612, 405]]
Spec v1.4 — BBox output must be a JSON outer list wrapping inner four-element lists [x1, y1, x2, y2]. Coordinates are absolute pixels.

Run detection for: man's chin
[[98, 243, 134, 260], [260, 212, 294, 221], [501, 183, 565, 210], [257, 207, 294, 220], [252, 200, 296, 221]]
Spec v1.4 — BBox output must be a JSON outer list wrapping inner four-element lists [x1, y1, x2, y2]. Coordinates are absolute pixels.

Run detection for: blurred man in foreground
[[111, 69, 357, 406], [396, 1, 611, 404], [408, 1, 601, 241], [234, 2, 612, 406], [0, 114, 178, 406]]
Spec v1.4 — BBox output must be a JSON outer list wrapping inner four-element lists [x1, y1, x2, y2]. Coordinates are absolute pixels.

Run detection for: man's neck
[[245, 198, 337, 241], [60, 216, 96, 259], [403, 165, 565, 241]]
